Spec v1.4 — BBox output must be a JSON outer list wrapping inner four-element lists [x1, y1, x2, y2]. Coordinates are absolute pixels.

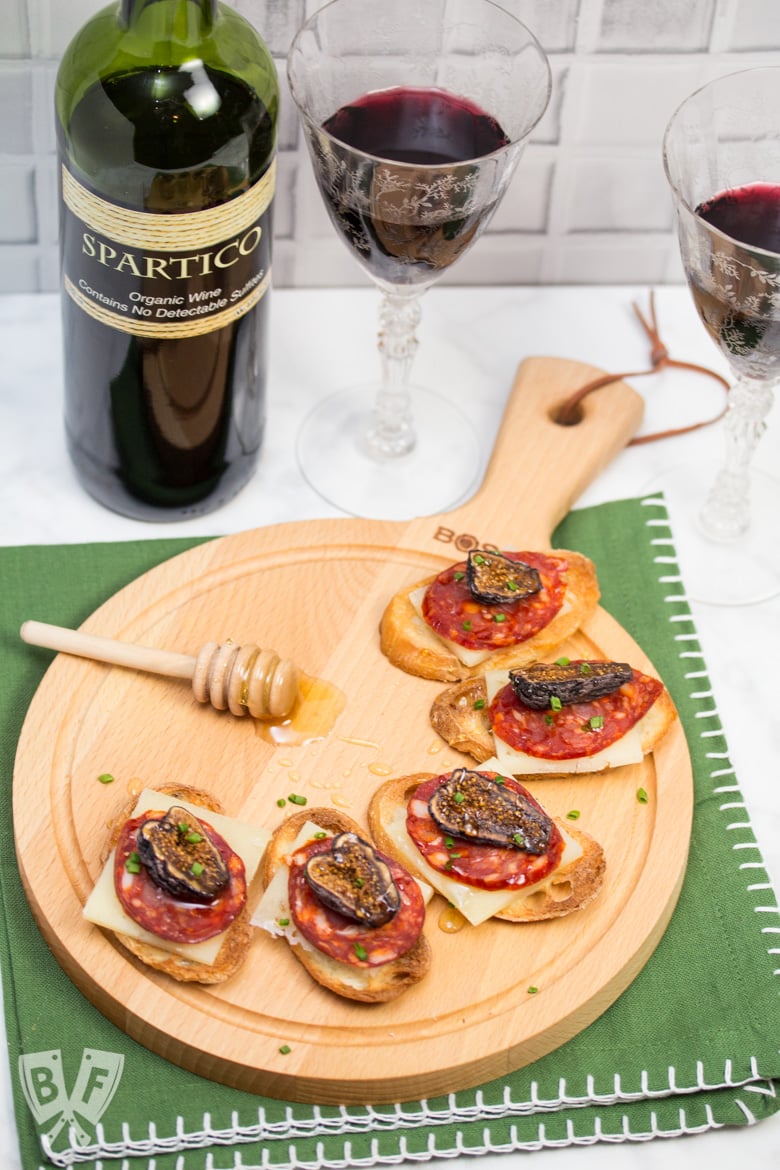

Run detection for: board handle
[[429, 356, 644, 550]]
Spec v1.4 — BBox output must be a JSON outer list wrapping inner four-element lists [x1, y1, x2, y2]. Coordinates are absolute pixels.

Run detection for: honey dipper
[[19, 620, 300, 719]]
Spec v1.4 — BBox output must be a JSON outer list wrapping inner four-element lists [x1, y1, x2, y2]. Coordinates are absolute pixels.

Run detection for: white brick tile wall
[[1, 0, 780, 292]]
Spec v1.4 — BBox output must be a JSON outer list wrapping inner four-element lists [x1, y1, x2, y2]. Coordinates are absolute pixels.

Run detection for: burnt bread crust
[[379, 550, 600, 682], [261, 807, 431, 1004]]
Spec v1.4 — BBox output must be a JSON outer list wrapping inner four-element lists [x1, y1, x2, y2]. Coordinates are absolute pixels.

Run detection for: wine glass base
[[296, 385, 482, 520], [643, 461, 780, 606]]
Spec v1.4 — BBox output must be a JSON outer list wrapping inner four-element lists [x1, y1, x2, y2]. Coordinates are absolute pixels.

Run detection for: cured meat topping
[[303, 832, 401, 928], [114, 810, 246, 944], [509, 659, 633, 710], [427, 768, 552, 854], [490, 667, 664, 760], [407, 772, 564, 891], [422, 551, 567, 651], [289, 836, 424, 968]]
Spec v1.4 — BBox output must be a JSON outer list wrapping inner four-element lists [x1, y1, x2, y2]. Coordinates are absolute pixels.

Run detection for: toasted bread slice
[[429, 675, 677, 777], [257, 807, 431, 1003], [379, 550, 600, 682], [368, 774, 605, 923], [100, 783, 253, 985]]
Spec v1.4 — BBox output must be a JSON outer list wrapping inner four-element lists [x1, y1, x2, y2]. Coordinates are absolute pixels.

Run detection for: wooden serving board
[[13, 357, 693, 1105]]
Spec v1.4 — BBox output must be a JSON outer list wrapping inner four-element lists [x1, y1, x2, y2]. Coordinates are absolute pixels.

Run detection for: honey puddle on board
[[438, 905, 467, 933], [255, 672, 346, 747]]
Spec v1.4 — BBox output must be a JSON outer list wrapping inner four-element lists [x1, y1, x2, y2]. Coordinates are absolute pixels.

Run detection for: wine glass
[[660, 67, 780, 605], [287, 0, 551, 519]]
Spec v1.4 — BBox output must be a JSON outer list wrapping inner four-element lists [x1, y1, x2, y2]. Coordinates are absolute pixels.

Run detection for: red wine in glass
[[318, 86, 511, 285], [689, 182, 780, 380]]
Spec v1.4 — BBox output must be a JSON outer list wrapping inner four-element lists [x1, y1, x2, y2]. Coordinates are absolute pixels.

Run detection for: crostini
[[430, 658, 677, 777], [252, 808, 432, 1003], [83, 784, 269, 984], [368, 768, 605, 927], [380, 548, 600, 682]]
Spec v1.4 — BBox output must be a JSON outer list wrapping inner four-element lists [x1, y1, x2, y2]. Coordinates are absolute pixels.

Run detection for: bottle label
[[60, 160, 275, 338]]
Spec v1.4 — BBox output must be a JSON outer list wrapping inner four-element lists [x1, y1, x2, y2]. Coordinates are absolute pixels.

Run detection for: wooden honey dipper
[[19, 620, 300, 720]]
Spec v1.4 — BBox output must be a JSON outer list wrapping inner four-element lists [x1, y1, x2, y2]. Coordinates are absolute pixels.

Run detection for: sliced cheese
[[251, 820, 323, 942], [483, 670, 644, 775], [383, 805, 583, 927], [83, 789, 270, 965]]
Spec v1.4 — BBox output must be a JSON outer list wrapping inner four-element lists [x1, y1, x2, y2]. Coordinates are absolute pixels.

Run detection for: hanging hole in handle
[[551, 400, 584, 427]]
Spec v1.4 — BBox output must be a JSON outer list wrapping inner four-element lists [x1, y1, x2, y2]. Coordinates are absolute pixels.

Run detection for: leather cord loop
[[555, 291, 730, 445]]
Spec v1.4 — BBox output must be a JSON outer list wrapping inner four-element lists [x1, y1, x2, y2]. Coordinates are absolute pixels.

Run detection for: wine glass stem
[[363, 290, 423, 461], [699, 375, 775, 541]]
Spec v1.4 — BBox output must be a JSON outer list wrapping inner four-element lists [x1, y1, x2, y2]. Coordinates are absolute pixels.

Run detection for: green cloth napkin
[[0, 496, 778, 1170]]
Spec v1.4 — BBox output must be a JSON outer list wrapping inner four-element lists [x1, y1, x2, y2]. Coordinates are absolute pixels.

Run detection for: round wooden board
[[13, 357, 693, 1104]]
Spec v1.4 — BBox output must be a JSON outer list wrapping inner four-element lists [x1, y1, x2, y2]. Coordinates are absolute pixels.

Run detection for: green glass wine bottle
[[55, 0, 279, 519]]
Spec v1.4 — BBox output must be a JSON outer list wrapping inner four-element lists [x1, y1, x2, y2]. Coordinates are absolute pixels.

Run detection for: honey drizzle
[[438, 905, 467, 933], [254, 672, 345, 747]]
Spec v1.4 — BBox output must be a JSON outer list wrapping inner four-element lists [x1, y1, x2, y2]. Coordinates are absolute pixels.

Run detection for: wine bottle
[[55, 0, 278, 520]]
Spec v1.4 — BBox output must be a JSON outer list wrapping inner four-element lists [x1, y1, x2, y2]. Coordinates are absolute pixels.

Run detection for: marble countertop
[[0, 286, 778, 1170]]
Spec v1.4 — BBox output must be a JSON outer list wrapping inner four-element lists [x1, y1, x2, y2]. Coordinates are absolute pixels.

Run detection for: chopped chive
[[277, 917, 290, 927], [545, 714, 555, 726], [473, 698, 486, 710], [566, 810, 581, 820], [279, 1044, 291, 1055], [637, 787, 649, 804], [355, 877, 364, 888], [527, 986, 539, 995], [190, 861, 204, 876], [313, 830, 327, 839], [493, 613, 507, 623], [354, 943, 368, 961], [513, 832, 527, 847], [580, 662, 592, 675], [453, 791, 466, 804], [288, 793, 307, 806], [449, 851, 462, 860], [97, 772, 115, 785], [462, 619, 472, 632], [454, 571, 465, 581], [276, 797, 287, 807], [473, 555, 485, 565], [186, 831, 203, 844], [125, 851, 141, 874], [555, 656, 570, 667], [506, 581, 519, 591], [444, 836, 455, 848], [550, 695, 562, 712]]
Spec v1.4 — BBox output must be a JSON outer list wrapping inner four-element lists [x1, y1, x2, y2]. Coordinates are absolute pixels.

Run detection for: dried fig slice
[[466, 550, 542, 604], [137, 806, 229, 902], [304, 832, 401, 928], [509, 659, 633, 710], [428, 768, 551, 854]]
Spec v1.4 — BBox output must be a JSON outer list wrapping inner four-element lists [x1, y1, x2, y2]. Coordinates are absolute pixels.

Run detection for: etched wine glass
[[660, 67, 780, 604], [287, 0, 551, 519]]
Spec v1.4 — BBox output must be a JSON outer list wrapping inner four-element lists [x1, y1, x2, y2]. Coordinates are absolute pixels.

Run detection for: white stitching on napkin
[[39, 1058, 776, 1167], [37, 496, 777, 1170]]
